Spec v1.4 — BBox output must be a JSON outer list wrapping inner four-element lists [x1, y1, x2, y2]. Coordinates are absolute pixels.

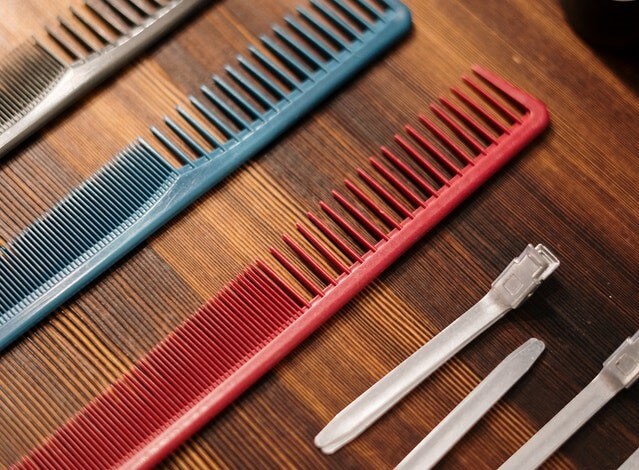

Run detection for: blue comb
[[0, 0, 411, 351]]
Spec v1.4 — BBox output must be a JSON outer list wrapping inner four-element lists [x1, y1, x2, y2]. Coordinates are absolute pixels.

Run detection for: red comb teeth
[[16, 66, 549, 469]]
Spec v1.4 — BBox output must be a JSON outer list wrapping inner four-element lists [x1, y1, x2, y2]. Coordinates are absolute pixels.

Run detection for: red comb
[[15, 66, 548, 469]]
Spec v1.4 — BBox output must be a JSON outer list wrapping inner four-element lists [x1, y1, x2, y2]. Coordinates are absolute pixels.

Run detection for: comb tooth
[[273, 26, 324, 70], [394, 135, 450, 186], [201, 85, 250, 131], [85, 1, 127, 35], [306, 211, 362, 263], [75, 409, 127, 458], [151, 127, 192, 165], [225, 65, 275, 111], [260, 35, 312, 80], [270, 248, 324, 297], [354, 0, 383, 19], [136, 355, 190, 407], [381, 146, 438, 197], [255, 270, 305, 322], [282, 235, 336, 286], [430, 103, 486, 155], [418, 116, 474, 166], [256, 259, 310, 308], [250, 266, 305, 313], [140, 353, 184, 400], [233, 282, 279, 328], [1, 229, 51, 285], [213, 286, 261, 344], [296, 223, 350, 274], [451, 86, 509, 134], [213, 75, 262, 122], [58, 16, 99, 54], [176, 321, 234, 378], [40, 438, 79, 469], [0, 75, 41, 115], [135, 362, 177, 408], [284, 16, 336, 60], [0, 262, 33, 306], [172, 331, 216, 386], [369, 156, 425, 207], [249, 46, 299, 91], [1, 46, 61, 96], [297, 7, 349, 50], [34, 40, 68, 71], [163, 117, 207, 157], [69, 416, 114, 463], [0, 53, 54, 105], [332, 190, 389, 241], [45, 25, 83, 60], [48, 428, 88, 468], [329, 0, 371, 29], [134, 364, 179, 413], [102, 0, 139, 26], [122, 0, 154, 17], [439, 95, 497, 144], [472, 65, 529, 116], [236, 55, 288, 102], [356, 169, 413, 219], [344, 178, 401, 229], [405, 125, 461, 176], [137, 138, 178, 172], [147, 339, 202, 390], [228, 278, 280, 332], [244, 270, 297, 322], [128, 368, 175, 414], [311, 0, 361, 40], [240, 271, 293, 331], [86, 396, 142, 450], [200, 304, 253, 364], [189, 96, 236, 141], [236, 274, 293, 329], [320, 201, 376, 252], [190, 302, 245, 359], [70, 403, 118, 461], [176, 105, 222, 149], [70, 7, 111, 44], [463, 76, 521, 124]]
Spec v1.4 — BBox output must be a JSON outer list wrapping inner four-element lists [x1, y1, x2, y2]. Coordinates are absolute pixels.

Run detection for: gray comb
[[0, 0, 206, 158]]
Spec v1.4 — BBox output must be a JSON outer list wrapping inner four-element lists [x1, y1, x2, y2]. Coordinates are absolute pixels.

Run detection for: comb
[[15, 66, 549, 469], [0, 0, 412, 350], [0, 0, 207, 158]]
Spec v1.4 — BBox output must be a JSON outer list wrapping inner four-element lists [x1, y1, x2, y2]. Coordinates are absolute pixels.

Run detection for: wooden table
[[0, 0, 637, 468]]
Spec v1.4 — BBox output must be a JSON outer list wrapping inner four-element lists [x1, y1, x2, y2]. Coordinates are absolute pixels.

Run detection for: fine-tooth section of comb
[[16, 66, 548, 469], [0, 0, 207, 158], [0, 0, 412, 350]]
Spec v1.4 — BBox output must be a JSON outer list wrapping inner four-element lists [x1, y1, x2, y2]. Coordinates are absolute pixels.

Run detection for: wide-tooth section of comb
[[0, 0, 411, 351], [16, 66, 548, 469], [0, 0, 207, 158]]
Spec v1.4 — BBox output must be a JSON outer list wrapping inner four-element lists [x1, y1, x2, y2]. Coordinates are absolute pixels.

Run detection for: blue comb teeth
[[0, 0, 411, 351]]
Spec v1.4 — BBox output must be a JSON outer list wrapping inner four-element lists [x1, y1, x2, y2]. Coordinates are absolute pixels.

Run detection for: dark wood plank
[[0, 0, 637, 468]]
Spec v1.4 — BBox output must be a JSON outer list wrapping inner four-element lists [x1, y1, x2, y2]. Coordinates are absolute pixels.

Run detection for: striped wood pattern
[[0, 0, 637, 468]]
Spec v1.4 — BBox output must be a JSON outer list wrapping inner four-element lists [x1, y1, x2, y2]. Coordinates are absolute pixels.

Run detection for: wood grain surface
[[0, 0, 637, 468]]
